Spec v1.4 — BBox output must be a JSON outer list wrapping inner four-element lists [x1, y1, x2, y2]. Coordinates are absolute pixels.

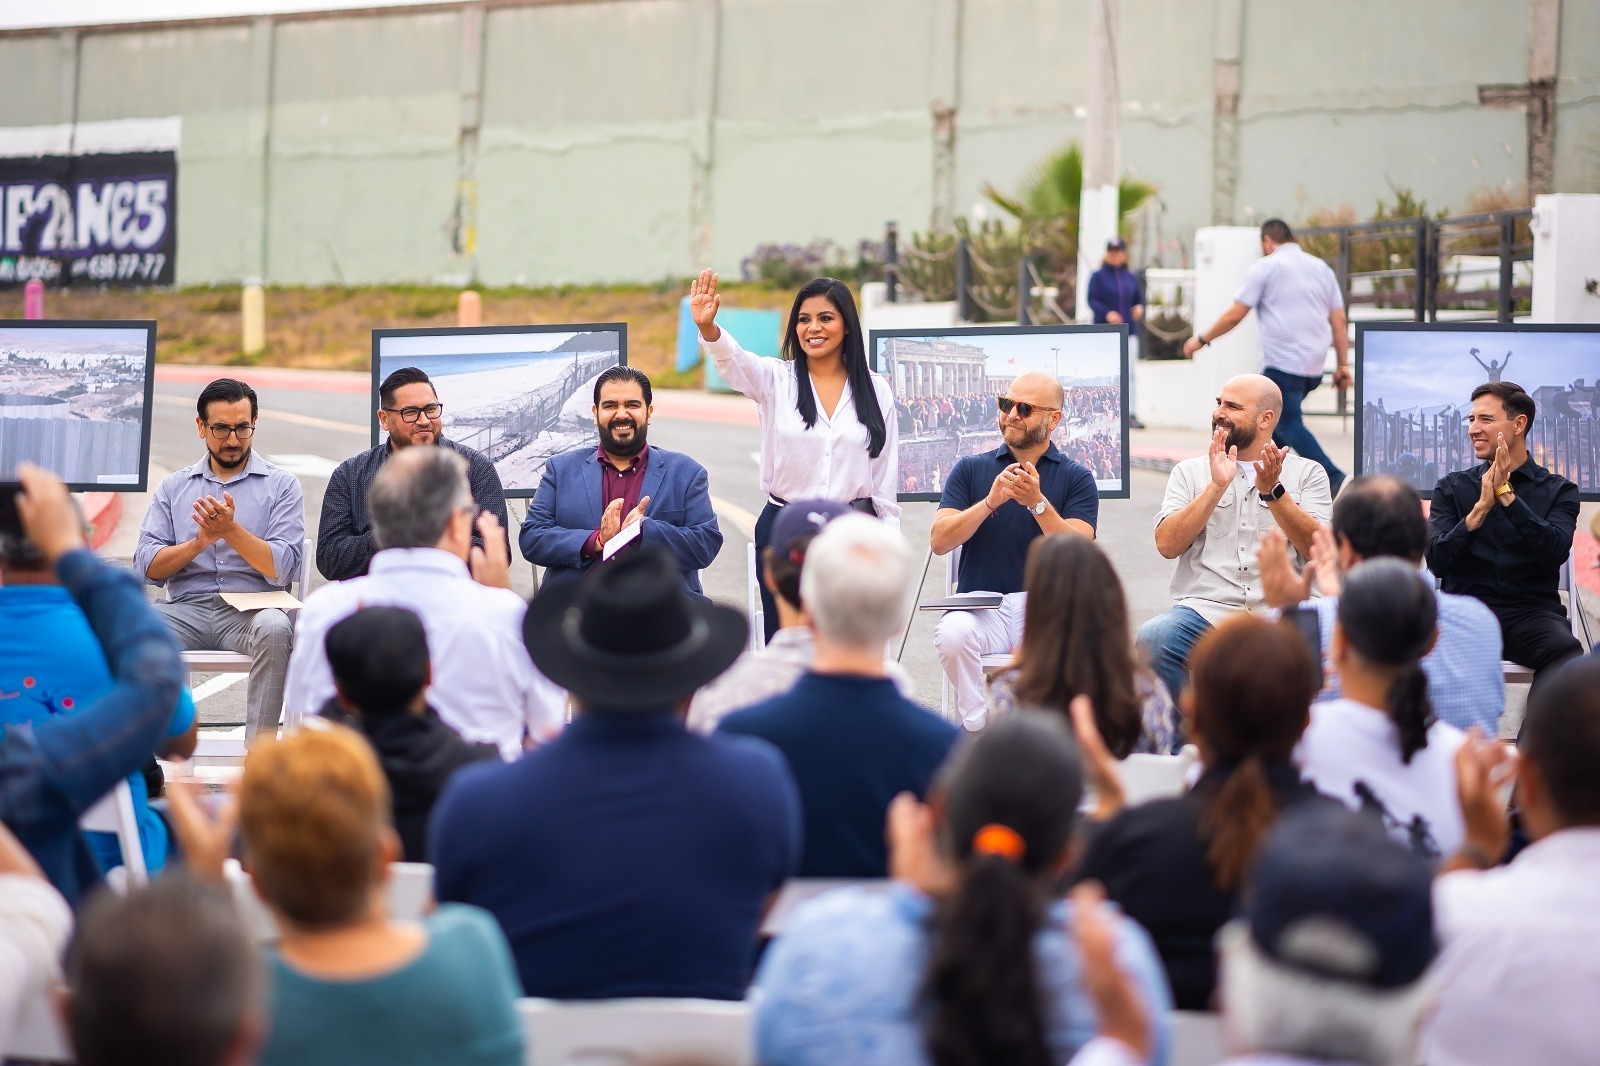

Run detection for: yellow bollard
[[241, 283, 266, 357], [457, 289, 482, 328]]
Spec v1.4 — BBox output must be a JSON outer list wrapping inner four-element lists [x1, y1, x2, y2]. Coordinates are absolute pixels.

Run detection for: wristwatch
[[1031, 499, 1050, 516], [1495, 483, 1514, 497], [1258, 483, 1286, 503]]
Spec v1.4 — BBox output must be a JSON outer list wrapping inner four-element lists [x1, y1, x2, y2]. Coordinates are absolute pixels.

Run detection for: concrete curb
[[82, 492, 122, 550]]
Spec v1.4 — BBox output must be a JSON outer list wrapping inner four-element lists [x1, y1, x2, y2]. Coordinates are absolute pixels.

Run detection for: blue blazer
[[519, 445, 723, 595]]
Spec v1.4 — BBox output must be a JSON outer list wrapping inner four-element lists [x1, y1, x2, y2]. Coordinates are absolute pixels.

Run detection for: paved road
[[105, 371, 1351, 727]]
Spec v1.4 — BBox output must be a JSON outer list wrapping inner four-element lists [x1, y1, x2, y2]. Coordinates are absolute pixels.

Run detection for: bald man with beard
[[1137, 374, 1332, 700], [930, 372, 1100, 731]]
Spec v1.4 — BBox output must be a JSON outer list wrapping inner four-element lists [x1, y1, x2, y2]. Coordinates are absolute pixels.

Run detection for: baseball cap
[[1106, 236, 1127, 251], [1244, 805, 1436, 990], [770, 498, 854, 563]]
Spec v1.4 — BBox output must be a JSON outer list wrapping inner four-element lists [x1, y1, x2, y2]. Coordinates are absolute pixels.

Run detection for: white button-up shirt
[[1155, 453, 1332, 623], [1424, 827, 1600, 1066], [703, 330, 900, 524], [1234, 242, 1345, 378], [284, 548, 565, 759]]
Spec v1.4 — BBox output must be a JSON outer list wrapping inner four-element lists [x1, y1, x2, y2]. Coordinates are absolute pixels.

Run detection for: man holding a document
[[135, 377, 304, 743], [930, 372, 1100, 732], [520, 366, 723, 594]]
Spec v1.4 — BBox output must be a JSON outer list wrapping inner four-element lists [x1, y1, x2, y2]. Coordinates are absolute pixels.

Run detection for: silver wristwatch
[[1031, 499, 1049, 516]]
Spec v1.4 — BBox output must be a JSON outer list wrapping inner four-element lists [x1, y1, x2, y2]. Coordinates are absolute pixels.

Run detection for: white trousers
[[933, 592, 1027, 731]]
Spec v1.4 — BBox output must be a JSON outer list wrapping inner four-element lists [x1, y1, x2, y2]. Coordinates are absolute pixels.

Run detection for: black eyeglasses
[[383, 403, 444, 423], [206, 423, 255, 440], [997, 397, 1059, 419]]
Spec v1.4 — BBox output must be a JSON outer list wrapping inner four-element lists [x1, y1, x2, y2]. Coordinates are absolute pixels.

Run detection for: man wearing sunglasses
[[133, 377, 305, 743], [929, 372, 1100, 731], [317, 366, 509, 581]]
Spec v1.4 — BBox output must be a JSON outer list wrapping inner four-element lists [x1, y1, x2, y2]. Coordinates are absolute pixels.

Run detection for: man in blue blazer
[[520, 366, 723, 594]]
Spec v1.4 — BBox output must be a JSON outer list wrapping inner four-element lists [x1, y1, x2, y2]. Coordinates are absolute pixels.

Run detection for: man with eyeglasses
[[316, 366, 508, 581], [929, 372, 1099, 731], [133, 377, 305, 743]]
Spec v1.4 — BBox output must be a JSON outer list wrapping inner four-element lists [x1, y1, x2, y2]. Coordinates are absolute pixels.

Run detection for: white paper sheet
[[219, 591, 303, 611], [601, 519, 643, 561]]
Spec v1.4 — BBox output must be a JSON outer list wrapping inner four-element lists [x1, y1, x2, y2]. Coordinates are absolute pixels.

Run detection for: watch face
[[1032, 499, 1048, 514]]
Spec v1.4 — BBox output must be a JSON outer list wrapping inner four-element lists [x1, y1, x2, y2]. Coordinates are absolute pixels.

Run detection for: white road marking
[[710, 494, 757, 540], [189, 673, 248, 702], [265, 453, 342, 480]]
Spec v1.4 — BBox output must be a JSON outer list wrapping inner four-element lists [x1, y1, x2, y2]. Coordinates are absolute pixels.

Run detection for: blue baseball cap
[[770, 499, 854, 563], [1245, 805, 1436, 989]]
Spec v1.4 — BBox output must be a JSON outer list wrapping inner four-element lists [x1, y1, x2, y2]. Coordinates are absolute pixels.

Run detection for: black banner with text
[[0, 150, 177, 288]]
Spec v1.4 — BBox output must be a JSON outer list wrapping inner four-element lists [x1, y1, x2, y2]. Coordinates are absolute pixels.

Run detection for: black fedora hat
[[521, 547, 748, 709]]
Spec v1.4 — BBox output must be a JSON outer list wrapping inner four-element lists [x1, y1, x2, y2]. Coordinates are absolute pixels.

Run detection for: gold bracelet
[[1496, 483, 1513, 497]]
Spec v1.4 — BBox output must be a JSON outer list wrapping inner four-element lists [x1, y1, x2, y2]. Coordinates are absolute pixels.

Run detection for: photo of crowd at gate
[[2, 268, 1599, 1066]]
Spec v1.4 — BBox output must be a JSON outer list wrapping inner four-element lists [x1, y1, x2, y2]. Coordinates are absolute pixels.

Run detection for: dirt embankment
[[0, 282, 795, 385]]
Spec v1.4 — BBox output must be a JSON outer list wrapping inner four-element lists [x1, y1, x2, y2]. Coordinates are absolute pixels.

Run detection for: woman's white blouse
[[704, 329, 901, 525]]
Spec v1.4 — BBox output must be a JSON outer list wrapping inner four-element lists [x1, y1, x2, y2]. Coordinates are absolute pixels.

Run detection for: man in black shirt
[[317, 366, 508, 580], [1426, 380, 1582, 686]]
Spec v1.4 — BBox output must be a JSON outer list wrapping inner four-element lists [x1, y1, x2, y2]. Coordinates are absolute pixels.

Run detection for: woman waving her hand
[[692, 269, 899, 643]]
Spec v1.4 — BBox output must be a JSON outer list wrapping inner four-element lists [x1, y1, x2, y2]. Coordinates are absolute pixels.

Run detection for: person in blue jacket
[[1087, 237, 1146, 429]]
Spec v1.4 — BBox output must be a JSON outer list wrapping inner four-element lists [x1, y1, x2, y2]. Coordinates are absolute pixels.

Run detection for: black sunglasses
[[997, 396, 1060, 419]]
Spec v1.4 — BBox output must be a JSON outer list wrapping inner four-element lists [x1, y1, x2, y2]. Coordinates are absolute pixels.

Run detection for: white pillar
[[1076, 185, 1120, 323], [1193, 226, 1262, 386], [1531, 194, 1600, 324]]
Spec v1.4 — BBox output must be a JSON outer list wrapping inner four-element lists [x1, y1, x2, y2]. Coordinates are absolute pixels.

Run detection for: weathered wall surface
[[1, 0, 1594, 287]]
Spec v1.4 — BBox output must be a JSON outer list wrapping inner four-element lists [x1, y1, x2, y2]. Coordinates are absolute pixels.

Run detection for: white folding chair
[[1502, 554, 1592, 684], [759, 878, 885, 938], [79, 778, 147, 890], [182, 537, 313, 753], [387, 861, 435, 921], [1169, 1009, 1227, 1066], [746, 542, 764, 651], [1115, 745, 1201, 808], [937, 544, 1014, 718], [516, 997, 753, 1066]]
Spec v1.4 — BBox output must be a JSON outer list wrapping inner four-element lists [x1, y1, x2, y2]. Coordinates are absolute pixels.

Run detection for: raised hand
[[1309, 523, 1342, 597], [164, 779, 238, 884], [1254, 441, 1286, 493], [1453, 729, 1517, 865], [1256, 527, 1314, 609], [13, 463, 86, 563], [1070, 695, 1125, 820], [597, 498, 624, 546], [1070, 882, 1152, 1063], [469, 510, 511, 589], [689, 268, 722, 341], [1208, 426, 1238, 489], [985, 470, 1015, 512], [886, 792, 952, 898], [622, 494, 651, 530]]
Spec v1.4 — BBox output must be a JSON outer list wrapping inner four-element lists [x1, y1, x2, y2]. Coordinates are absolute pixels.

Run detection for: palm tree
[[982, 142, 1156, 235]]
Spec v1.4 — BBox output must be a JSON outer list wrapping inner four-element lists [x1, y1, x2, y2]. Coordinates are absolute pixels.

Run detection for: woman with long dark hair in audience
[[1073, 614, 1326, 1010], [1298, 556, 1467, 862], [987, 535, 1180, 755], [754, 715, 1172, 1066], [690, 268, 897, 642]]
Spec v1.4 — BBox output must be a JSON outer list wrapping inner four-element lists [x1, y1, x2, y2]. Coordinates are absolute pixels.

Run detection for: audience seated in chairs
[[987, 534, 1180, 755], [1067, 805, 1439, 1066], [318, 606, 500, 862], [688, 498, 914, 733], [170, 723, 525, 1066], [718, 514, 957, 878], [1297, 558, 1466, 864], [0, 465, 184, 907], [754, 714, 1171, 1066], [64, 874, 260, 1066], [1074, 614, 1326, 1010], [431, 548, 800, 1000], [1425, 655, 1600, 1065]]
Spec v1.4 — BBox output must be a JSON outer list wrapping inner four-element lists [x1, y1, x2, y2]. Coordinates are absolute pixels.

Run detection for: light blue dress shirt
[[754, 883, 1172, 1066], [133, 450, 305, 599]]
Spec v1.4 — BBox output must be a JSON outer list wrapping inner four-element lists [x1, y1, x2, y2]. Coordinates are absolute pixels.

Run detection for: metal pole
[[1412, 219, 1427, 322], [1426, 223, 1440, 322], [956, 238, 973, 321], [1017, 256, 1033, 325], [884, 220, 899, 304], [1497, 213, 1515, 322]]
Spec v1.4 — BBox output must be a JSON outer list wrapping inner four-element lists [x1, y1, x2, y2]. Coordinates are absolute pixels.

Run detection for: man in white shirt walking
[[1426, 656, 1600, 1066], [1184, 219, 1351, 494], [285, 447, 564, 759], [1138, 374, 1332, 699]]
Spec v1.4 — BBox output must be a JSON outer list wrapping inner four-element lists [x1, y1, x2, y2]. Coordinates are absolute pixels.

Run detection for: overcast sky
[[0, 0, 445, 31]]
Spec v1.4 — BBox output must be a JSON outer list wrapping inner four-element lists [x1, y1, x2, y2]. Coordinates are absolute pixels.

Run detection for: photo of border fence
[[1356, 324, 1600, 500], [372, 324, 626, 497], [872, 324, 1128, 501], [0, 320, 155, 491]]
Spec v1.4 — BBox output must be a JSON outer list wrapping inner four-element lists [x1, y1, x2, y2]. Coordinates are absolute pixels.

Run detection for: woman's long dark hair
[[921, 716, 1083, 1066], [1012, 535, 1144, 757], [782, 277, 887, 459], [1337, 558, 1438, 764], [1188, 617, 1318, 891]]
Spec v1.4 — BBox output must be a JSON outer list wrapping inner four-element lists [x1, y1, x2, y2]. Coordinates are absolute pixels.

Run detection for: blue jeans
[[1263, 366, 1344, 489], [1136, 606, 1212, 702]]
